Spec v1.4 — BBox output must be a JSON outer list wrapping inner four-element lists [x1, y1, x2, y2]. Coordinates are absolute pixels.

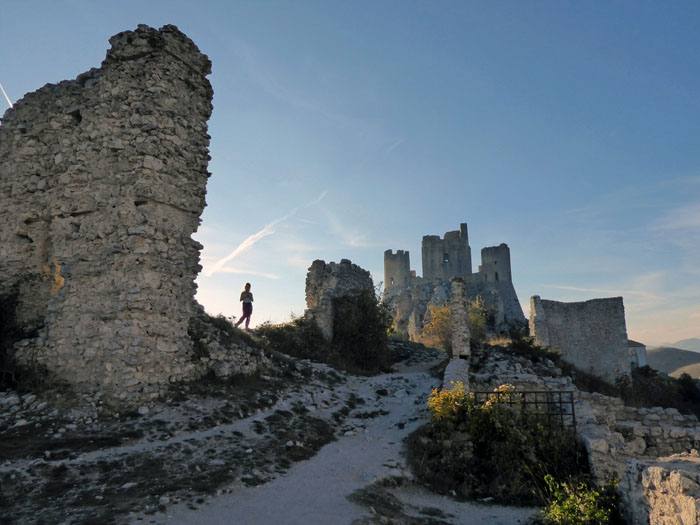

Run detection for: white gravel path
[[140, 359, 537, 525]]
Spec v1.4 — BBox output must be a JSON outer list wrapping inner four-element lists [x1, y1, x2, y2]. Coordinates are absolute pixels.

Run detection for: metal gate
[[471, 390, 576, 430]]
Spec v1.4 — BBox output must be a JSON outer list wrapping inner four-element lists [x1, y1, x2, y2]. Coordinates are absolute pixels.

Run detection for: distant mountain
[[670, 338, 700, 353], [646, 346, 700, 378]]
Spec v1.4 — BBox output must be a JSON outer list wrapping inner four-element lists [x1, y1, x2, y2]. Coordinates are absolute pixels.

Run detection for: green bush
[[256, 316, 330, 363], [407, 384, 589, 505], [468, 296, 488, 347], [331, 289, 392, 374], [540, 475, 620, 525], [257, 289, 392, 375]]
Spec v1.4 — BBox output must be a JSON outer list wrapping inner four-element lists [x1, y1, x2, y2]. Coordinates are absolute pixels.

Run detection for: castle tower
[[421, 223, 472, 281], [480, 243, 512, 283], [384, 249, 411, 293]]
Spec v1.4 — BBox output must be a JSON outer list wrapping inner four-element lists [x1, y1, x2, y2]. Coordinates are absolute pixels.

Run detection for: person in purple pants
[[235, 282, 254, 330]]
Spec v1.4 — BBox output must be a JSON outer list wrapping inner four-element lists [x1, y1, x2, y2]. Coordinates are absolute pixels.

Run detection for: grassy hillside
[[647, 346, 700, 378]]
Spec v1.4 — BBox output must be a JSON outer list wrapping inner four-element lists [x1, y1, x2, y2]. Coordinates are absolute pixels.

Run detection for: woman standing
[[235, 282, 254, 330]]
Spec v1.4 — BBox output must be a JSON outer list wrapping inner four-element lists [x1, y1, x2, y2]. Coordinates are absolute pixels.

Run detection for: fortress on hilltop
[[382, 223, 526, 340]]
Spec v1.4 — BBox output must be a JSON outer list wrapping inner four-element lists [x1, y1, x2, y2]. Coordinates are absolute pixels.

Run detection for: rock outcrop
[[0, 25, 216, 402]]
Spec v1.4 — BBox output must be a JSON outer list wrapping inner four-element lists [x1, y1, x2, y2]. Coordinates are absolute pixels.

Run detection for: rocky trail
[[1, 343, 536, 524]]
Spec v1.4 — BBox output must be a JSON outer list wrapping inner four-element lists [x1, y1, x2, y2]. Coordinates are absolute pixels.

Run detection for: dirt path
[[138, 358, 537, 525], [1, 345, 537, 524]]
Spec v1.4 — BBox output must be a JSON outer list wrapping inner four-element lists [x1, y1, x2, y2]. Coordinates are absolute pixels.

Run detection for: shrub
[[408, 383, 588, 505], [468, 296, 488, 347], [421, 303, 451, 353], [427, 381, 471, 421], [257, 289, 392, 375], [256, 316, 330, 363], [331, 289, 392, 374], [540, 475, 620, 525]]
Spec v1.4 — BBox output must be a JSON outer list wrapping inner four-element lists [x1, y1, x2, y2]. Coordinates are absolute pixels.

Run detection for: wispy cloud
[[226, 37, 383, 137], [214, 267, 280, 279], [203, 191, 327, 277], [0, 81, 13, 109], [651, 203, 700, 233], [384, 138, 404, 154], [326, 210, 370, 247]]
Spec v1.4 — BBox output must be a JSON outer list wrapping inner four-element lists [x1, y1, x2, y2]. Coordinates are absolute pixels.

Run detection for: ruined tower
[[479, 243, 513, 283], [383, 249, 411, 294], [0, 25, 213, 401], [421, 223, 472, 282]]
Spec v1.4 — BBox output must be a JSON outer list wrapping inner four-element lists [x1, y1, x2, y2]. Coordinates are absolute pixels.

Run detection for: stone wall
[[0, 25, 214, 401], [383, 223, 525, 340], [530, 296, 631, 383], [421, 223, 472, 282], [449, 279, 470, 358], [383, 249, 411, 294], [304, 259, 374, 341], [622, 452, 700, 525]]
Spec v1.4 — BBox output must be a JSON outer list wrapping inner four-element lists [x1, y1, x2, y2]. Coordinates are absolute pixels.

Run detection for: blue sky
[[2, 1, 698, 345]]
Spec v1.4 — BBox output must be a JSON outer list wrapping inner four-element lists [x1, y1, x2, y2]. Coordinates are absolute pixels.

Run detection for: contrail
[[0, 81, 13, 109], [204, 190, 328, 277]]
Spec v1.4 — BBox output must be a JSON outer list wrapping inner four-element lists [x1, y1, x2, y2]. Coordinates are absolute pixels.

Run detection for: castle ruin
[[530, 296, 632, 383], [383, 223, 526, 340], [0, 25, 265, 403], [304, 259, 374, 341]]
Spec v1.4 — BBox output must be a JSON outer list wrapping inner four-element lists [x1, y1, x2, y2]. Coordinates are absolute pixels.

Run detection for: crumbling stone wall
[[530, 296, 631, 383], [0, 25, 213, 401], [383, 224, 526, 341], [622, 452, 700, 525], [449, 279, 470, 358], [304, 259, 374, 341]]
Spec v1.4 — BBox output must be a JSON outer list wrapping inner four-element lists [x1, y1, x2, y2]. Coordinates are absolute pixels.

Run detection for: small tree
[[422, 303, 451, 353], [469, 296, 488, 347]]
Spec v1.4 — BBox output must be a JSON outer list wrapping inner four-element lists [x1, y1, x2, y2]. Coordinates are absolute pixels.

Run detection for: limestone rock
[[0, 25, 214, 403]]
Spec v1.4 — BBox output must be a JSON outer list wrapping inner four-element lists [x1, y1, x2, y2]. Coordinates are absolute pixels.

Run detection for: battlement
[[480, 243, 512, 283], [384, 249, 412, 293]]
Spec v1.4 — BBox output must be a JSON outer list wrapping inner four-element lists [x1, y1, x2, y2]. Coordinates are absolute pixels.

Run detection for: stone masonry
[[384, 223, 526, 341], [530, 296, 631, 383], [304, 259, 374, 341], [0, 25, 214, 401], [449, 279, 470, 358]]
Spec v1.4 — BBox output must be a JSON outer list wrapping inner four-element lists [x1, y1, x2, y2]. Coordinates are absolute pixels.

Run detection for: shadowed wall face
[[0, 25, 213, 401], [530, 295, 631, 382], [421, 223, 472, 282]]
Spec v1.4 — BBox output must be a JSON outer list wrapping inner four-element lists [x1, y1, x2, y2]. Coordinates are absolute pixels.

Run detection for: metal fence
[[471, 390, 576, 430]]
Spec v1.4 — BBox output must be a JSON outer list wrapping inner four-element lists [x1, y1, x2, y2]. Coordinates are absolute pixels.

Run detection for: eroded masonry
[[383, 223, 526, 340], [304, 259, 374, 341], [0, 25, 247, 401], [530, 296, 631, 383]]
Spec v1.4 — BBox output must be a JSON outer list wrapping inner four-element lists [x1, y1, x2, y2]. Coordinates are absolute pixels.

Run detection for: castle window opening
[[390, 277, 394, 285], [495, 272, 499, 282], [443, 252, 449, 263]]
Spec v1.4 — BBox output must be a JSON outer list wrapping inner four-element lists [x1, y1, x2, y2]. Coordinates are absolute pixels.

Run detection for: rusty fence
[[471, 390, 576, 430]]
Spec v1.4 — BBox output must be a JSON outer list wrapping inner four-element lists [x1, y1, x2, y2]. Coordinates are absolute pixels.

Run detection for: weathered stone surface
[[449, 279, 470, 358], [443, 358, 470, 391], [530, 296, 631, 383], [0, 25, 218, 402], [304, 259, 374, 341], [384, 224, 526, 341], [622, 452, 700, 525]]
